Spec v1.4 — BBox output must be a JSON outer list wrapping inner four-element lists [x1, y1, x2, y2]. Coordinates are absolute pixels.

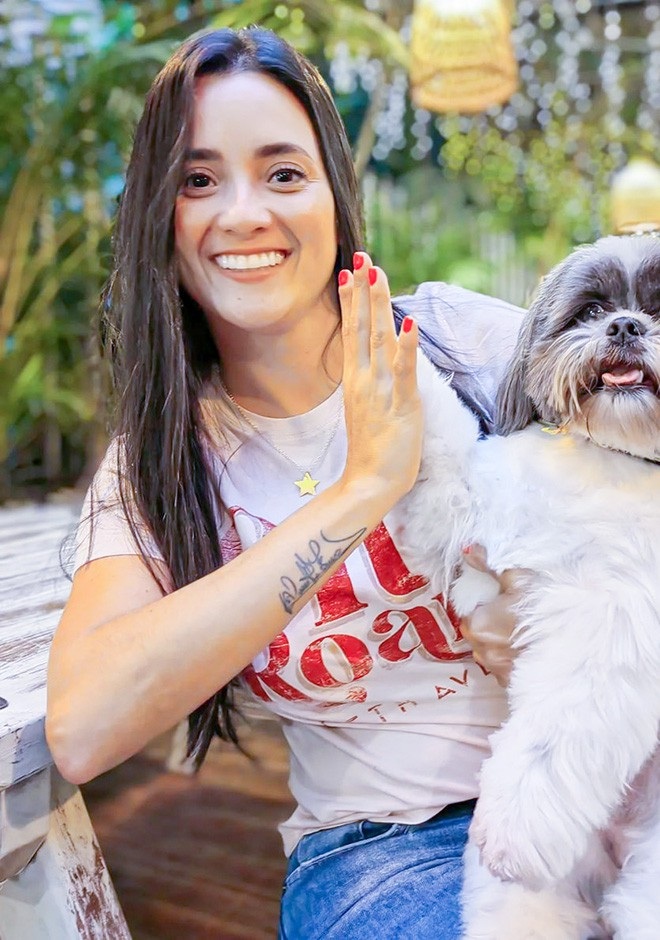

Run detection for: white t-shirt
[[75, 282, 524, 855]]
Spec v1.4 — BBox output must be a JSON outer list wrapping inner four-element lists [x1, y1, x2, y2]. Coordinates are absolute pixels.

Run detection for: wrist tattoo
[[279, 527, 366, 614]]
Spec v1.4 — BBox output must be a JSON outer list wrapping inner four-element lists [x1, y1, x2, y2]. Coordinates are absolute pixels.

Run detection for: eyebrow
[[184, 142, 314, 161]]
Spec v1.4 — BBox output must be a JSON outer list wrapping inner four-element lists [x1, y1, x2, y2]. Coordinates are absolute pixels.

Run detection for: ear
[[495, 309, 538, 435], [495, 262, 562, 434], [495, 251, 578, 434]]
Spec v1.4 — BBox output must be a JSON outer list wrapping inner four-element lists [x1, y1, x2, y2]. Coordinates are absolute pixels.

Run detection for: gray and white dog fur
[[391, 235, 660, 939]]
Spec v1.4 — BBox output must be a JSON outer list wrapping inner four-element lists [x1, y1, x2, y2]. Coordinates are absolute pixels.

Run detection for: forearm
[[47, 476, 391, 783]]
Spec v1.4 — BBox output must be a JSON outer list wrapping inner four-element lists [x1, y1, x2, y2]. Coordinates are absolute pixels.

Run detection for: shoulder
[[394, 281, 524, 352], [394, 281, 526, 401]]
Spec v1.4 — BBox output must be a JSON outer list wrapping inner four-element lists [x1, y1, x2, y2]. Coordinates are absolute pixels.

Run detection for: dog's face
[[497, 235, 660, 460]]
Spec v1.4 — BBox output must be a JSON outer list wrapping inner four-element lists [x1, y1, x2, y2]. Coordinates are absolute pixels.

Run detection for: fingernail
[[402, 316, 413, 334], [338, 269, 349, 286], [462, 545, 473, 554], [353, 252, 364, 270], [368, 267, 377, 286]]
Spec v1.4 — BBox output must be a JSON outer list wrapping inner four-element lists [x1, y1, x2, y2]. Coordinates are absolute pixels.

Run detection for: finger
[[461, 544, 490, 573], [471, 642, 507, 677], [338, 268, 356, 365], [487, 655, 512, 688], [462, 633, 511, 685], [368, 266, 398, 381], [352, 251, 372, 369], [498, 567, 535, 595], [461, 595, 515, 642], [461, 625, 512, 688], [392, 315, 419, 412]]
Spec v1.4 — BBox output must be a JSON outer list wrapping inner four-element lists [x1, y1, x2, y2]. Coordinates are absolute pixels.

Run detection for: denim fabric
[[279, 800, 475, 940]]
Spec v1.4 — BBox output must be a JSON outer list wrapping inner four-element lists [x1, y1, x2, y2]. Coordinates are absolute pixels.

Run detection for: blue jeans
[[279, 799, 475, 940]]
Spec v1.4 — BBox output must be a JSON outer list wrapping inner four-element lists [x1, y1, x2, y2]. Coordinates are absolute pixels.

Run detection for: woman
[[46, 27, 523, 939]]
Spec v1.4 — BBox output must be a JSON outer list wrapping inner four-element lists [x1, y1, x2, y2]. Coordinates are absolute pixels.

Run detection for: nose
[[606, 316, 647, 344], [216, 179, 271, 234]]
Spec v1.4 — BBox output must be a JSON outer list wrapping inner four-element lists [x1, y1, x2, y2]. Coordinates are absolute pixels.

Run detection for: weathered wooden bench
[[0, 502, 131, 938]]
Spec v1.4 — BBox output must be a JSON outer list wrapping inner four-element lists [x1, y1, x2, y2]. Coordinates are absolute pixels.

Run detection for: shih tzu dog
[[392, 235, 660, 939]]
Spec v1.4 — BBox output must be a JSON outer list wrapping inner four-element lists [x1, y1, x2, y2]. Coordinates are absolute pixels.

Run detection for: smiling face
[[174, 70, 339, 348]]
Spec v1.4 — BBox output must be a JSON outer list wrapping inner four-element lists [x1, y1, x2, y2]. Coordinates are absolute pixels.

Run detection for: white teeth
[[215, 251, 286, 271]]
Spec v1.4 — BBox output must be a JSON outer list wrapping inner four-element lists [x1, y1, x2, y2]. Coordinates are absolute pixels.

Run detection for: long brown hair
[[103, 27, 364, 767]]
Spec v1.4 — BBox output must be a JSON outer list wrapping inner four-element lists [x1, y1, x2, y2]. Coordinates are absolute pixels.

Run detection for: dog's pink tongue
[[601, 367, 644, 387]]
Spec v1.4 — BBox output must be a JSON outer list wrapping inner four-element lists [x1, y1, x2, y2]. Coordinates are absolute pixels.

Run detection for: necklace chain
[[221, 381, 344, 496]]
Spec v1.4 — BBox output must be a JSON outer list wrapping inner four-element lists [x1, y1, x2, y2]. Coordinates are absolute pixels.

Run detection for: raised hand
[[338, 252, 423, 507]]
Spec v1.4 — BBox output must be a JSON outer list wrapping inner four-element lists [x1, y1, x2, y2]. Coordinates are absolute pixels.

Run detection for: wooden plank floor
[[82, 717, 294, 940]]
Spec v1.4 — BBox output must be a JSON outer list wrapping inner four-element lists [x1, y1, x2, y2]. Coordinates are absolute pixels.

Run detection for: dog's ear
[[496, 250, 581, 435], [495, 310, 538, 434]]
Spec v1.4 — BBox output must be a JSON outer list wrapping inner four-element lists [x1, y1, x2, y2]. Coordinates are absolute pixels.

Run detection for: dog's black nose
[[606, 316, 647, 343]]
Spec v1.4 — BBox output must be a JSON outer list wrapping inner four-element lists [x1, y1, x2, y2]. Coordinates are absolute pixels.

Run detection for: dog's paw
[[472, 755, 589, 888], [464, 919, 603, 940], [462, 884, 605, 940], [449, 564, 500, 617]]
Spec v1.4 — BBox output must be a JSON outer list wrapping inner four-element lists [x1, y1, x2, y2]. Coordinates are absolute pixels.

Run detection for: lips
[[212, 250, 289, 271]]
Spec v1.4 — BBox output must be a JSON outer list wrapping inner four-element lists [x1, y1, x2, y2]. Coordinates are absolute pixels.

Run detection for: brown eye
[[184, 172, 212, 189], [269, 166, 305, 185]]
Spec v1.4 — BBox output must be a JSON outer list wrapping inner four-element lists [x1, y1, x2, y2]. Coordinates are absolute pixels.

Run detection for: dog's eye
[[579, 302, 604, 320], [566, 302, 605, 329], [565, 302, 608, 330]]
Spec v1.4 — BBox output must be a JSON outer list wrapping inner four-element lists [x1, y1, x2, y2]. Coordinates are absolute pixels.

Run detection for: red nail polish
[[353, 252, 364, 270], [368, 267, 377, 286], [338, 269, 349, 286], [402, 316, 413, 333], [462, 545, 473, 555]]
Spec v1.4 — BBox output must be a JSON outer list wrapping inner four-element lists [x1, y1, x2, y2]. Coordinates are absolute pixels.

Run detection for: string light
[[329, 1, 659, 241]]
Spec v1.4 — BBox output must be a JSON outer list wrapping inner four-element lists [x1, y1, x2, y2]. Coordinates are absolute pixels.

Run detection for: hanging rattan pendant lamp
[[409, 0, 519, 114]]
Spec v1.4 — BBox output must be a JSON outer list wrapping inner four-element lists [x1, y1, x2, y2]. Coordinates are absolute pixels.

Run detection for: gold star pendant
[[294, 471, 320, 497]]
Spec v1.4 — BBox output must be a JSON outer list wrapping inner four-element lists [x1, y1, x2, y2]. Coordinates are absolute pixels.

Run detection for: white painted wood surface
[[0, 769, 130, 939], [0, 503, 79, 790], [0, 501, 131, 937]]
